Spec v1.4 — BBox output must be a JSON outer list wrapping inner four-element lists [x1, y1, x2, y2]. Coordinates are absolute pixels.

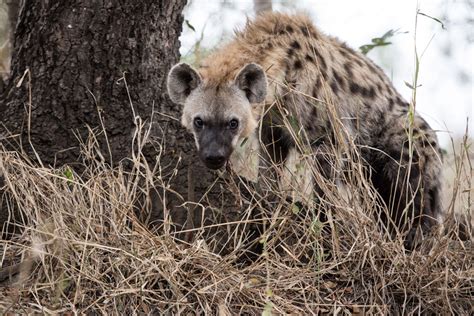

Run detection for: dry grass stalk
[[0, 104, 472, 314]]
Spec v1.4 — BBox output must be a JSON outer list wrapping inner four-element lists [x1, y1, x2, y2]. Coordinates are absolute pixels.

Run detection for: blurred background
[[180, 0, 473, 149], [0, 0, 472, 149]]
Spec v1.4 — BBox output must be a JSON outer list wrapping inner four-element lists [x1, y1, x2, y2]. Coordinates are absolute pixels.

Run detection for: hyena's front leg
[[370, 116, 442, 249]]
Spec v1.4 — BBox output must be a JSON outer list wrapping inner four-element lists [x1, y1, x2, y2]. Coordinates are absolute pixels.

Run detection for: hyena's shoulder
[[199, 12, 323, 88], [200, 12, 404, 114]]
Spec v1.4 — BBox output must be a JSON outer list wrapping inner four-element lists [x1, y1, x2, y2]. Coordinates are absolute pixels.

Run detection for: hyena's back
[[199, 12, 443, 247]]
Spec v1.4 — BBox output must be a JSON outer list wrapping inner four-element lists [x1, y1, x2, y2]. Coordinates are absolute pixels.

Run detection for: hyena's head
[[167, 63, 267, 170]]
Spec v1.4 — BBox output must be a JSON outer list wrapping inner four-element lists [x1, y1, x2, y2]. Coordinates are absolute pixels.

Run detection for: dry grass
[[0, 115, 472, 315], [1, 5, 472, 314]]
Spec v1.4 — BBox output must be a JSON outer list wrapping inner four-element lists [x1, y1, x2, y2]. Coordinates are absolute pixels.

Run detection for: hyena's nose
[[204, 154, 226, 169]]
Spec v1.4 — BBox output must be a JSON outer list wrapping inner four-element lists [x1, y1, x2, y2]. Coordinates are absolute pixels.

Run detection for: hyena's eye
[[194, 117, 204, 129], [228, 119, 239, 130]]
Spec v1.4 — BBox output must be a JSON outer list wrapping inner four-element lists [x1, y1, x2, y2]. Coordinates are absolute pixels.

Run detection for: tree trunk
[[0, 1, 192, 233], [0, 1, 187, 166], [253, 0, 272, 14], [6, 0, 20, 46], [0, 1, 252, 255]]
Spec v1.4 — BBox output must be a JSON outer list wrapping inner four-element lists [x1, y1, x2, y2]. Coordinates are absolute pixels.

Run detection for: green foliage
[[417, 11, 446, 29], [291, 203, 300, 214], [359, 29, 398, 55], [262, 301, 273, 316], [288, 115, 300, 133], [180, 19, 214, 67], [310, 218, 323, 237], [62, 166, 74, 183], [184, 19, 196, 32], [404, 81, 422, 90]]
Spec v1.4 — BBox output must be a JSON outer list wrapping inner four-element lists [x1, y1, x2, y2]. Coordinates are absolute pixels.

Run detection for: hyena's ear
[[167, 63, 202, 105], [235, 63, 267, 104]]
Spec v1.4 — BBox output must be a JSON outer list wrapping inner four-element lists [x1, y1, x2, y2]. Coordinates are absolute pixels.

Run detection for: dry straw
[[0, 95, 472, 314], [0, 23, 473, 310]]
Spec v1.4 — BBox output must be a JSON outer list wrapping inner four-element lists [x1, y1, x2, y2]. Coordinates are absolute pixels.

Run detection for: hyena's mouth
[[198, 146, 230, 169], [204, 160, 227, 170], [197, 132, 234, 170], [202, 156, 227, 170]]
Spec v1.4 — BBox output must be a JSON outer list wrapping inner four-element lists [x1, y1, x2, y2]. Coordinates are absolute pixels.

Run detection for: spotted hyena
[[167, 12, 442, 248]]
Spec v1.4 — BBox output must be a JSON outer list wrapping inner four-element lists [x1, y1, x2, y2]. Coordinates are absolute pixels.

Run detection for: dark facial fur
[[194, 116, 240, 169], [167, 62, 266, 170]]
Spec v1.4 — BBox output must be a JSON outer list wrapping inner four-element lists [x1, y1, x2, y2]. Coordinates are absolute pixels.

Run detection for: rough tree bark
[[6, 0, 19, 45], [253, 0, 272, 14], [0, 1, 252, 254], [0, 1, 201, 233], [1, 1, 187, 166]]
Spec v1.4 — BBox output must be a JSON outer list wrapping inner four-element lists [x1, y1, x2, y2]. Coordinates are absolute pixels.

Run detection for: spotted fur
[[168, 12, 442, 249]]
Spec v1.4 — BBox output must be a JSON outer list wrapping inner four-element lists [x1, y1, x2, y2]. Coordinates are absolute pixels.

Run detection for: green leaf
[[418, 12, 446, 30], [310, 218, 323, 236], [291, 203, 300, 214], [404, 81, 422, 90], [262, 302, 273, 316], [288, 115, 299, 132], [185, 19, 196, 32], [359, 29, 399, 55], [404, 81, 414, 89], [63, 167, 74, 182]]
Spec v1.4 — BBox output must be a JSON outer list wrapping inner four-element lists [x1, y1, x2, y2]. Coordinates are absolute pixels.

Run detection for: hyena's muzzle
[[197, 125, 235, 170]]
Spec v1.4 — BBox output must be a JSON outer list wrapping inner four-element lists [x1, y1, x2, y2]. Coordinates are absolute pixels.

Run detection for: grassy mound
[[0, 131, 472, 314]]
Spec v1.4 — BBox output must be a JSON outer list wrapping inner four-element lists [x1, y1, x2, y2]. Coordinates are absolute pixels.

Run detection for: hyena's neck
[[198, 12, 331, 104]]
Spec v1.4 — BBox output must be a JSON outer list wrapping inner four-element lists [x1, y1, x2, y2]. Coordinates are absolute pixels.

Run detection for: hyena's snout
[[201, 150, 226, 169], [199, 145, 230, 170], [198, 130, 234, 170]]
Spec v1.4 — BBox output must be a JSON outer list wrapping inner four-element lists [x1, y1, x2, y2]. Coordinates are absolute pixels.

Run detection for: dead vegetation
[[0, 115, 472, 314]]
